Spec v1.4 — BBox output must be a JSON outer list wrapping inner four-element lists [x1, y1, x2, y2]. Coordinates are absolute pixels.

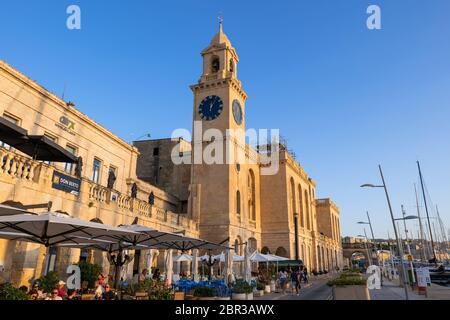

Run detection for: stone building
[[0, 23, 343, 287], [135, 23, 344, 272], [0, 60, 198, 286]]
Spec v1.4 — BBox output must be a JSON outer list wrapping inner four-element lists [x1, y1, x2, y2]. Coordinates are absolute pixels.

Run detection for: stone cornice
[[316, 198, 339, 213], [190, 77, 247, 101]]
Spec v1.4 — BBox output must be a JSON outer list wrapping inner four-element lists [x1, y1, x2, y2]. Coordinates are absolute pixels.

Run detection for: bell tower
[[189, 21, 250, 245]]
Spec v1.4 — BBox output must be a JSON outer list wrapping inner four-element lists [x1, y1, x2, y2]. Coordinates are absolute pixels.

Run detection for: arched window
[[234, 239, 239, 255], [211, 56, 220, 73], [261, 246, 270, 254], [229, 59, 234, 73], [275, 247, 288, 258], [305, 190, 310, 230], [248, 237, 257, 253], [298, 185, 304, 228], [248, 170, 256, 221], [236, 190, 241, 215], [290, 178, 296, 217]]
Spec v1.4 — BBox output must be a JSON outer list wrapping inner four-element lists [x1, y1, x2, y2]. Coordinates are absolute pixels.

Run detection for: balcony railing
[[0, 147, 41, 182]]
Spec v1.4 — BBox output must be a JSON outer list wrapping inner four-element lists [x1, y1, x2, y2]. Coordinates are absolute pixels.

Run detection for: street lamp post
[[360, 164, 409, 300], [395, 212, 419, 288], [401, 205, 415, 286], [357, 231, 373, 266], [358, 211, 378, 265]]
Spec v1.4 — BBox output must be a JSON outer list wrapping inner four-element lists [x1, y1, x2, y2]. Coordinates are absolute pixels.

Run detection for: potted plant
[[77, 261, 103, 289], [254, 281, 265, 297], [232, 280, 254, 300], [215, 286, 231, 300], [193, 286, 216, 300], [327, 273, 369, 300], [147, 280, 174, 300], [0, 283, 29, 300], [38, 271, 59, 294]]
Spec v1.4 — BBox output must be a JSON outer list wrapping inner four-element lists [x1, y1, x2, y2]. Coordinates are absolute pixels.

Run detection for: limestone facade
[[136, 25, 344, 271], [0, 60, 198, 287], [0, 24, 343, 287]]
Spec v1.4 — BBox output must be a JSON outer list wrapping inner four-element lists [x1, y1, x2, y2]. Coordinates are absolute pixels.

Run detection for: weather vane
[[218, 12, 223, 27]]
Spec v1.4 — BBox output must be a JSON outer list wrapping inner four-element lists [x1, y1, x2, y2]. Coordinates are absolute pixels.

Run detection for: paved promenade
[[255, 274, 334, 300], [370, 280, 450, 300]]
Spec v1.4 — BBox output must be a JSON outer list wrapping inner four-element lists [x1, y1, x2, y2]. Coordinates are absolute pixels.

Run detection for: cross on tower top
[[218, 13, 223, 31]]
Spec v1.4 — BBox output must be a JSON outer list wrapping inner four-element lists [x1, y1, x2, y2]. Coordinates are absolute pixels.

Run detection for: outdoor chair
[[174, 292, 185, 300], [81, 293, 95, 300], [134, 292, 148, 300]]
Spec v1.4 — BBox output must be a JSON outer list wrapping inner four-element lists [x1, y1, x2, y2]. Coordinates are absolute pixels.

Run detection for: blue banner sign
[[52, 171, 80, 196]]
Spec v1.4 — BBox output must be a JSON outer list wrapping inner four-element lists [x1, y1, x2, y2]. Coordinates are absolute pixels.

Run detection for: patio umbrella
[[173, 253, 193, 262], [12, 135, 78, 163], [165, 249, 174, 286], [173, 253, 192, 276], [0, 212, 139, 247], [0, 204, 36, 217], [192, 249, 199, 282], [0, 116, 28, 146], [114, 224, 226, 252], [250, 251, 272, 262], [244, 243, 252, 283]]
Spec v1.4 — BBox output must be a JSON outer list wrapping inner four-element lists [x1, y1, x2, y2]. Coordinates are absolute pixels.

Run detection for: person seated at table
[[28, 283, 44, 300], [98, 273, 108, 286], [57, 280, 67, 299], [102, 284, 116, 300], [139, 269, 149, 284], [66, 289, 79, 300], [152, 268, 160, 280], [46, 288, 63, 300], [94, 280, 104, 300]]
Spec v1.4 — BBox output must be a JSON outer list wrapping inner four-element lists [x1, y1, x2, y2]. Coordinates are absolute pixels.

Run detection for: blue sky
[[1, 0, 449, 239]]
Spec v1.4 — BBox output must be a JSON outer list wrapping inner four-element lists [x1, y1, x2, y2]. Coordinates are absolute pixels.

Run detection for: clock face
[[199, 95, 223, 121], [232, 99, 243, 125]]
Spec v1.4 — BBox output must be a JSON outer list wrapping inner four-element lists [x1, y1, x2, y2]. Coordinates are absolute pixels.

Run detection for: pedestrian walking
[[303, 267, 308, 284], [291, 269, 301, 296], [279, 269, 288, 294]]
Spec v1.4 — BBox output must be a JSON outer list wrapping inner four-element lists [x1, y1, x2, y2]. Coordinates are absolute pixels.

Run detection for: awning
[[0, 117, 28, 146], [12, 135, 78, 163]]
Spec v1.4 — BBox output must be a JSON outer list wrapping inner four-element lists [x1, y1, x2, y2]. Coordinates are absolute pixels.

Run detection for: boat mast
[[436, 206, 448, 256], [417, 161, 437, 264], [414, 183, 427, 262]]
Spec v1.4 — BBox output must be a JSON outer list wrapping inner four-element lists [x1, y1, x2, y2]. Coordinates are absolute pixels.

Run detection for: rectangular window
[[64, 145, 77, 174], [92, 158, 101, 184], [0, 113, 20, 150], [153, 147, 159, 156]]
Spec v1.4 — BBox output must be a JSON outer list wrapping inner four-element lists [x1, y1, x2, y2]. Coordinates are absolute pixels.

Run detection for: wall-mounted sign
[[55, 116, 76, 135], [52, 171, 81, 196]]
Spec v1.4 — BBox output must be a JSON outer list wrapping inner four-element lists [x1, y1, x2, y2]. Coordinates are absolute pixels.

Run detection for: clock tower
[[189, 22, 259, 248]]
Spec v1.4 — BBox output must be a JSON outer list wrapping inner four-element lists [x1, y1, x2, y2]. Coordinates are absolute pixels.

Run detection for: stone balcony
[[0, 147, 199, 236]]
